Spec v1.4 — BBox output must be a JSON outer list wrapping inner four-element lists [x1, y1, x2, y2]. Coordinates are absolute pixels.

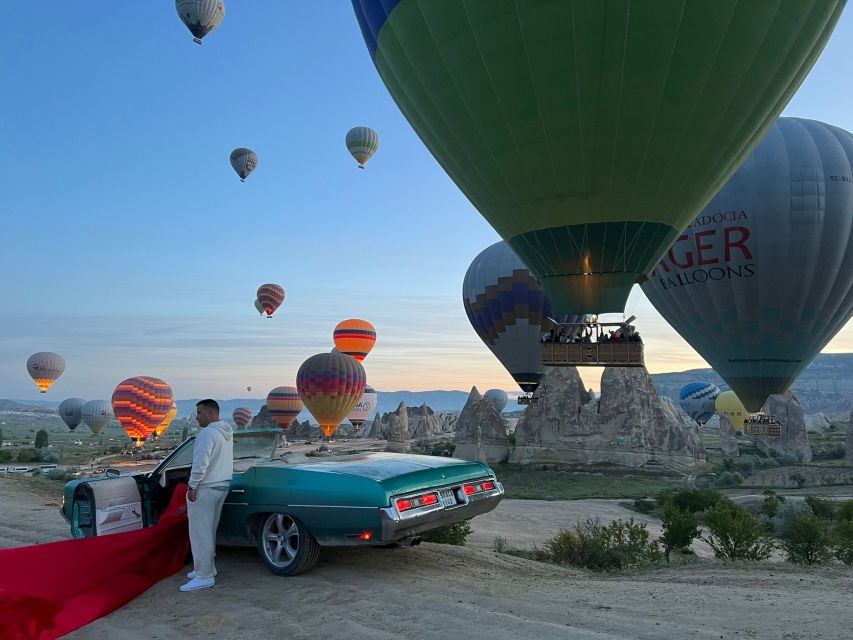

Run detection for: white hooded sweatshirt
[[188, 420, 233, 489]]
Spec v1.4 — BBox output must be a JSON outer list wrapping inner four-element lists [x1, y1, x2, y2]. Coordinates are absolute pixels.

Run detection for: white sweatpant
[[187, 484, 228, 580]]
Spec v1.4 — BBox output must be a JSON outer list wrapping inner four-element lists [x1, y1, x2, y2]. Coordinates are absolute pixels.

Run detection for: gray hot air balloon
[[463, 241, 586, 396], [230, 148, 258, 182], [643, 117, 853, 412], [59, 397, 85, 431], [26, 351, 65, 393], [176, 0, 225, 45], [81, 399, 113, 435], [484, 389, 509, 414]]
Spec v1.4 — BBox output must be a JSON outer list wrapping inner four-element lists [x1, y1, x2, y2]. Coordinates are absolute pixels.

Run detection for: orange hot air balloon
[[112, 376, 174, 446], [256, 283, 285, 318], [297, 352, 366, 438], [266, 386, 303, 430], [333, 319, 376, 361], [154, 402, 178, 438]]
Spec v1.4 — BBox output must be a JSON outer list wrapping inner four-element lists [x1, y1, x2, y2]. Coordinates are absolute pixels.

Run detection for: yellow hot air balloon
[[715, 391, 748, 431], [155, 402, 178, 438]]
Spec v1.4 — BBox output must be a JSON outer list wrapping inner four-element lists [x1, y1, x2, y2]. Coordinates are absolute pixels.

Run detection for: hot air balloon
[[463, 241, 588, 399], [230, 148, 258, 182], [347, 385, 377, 433], [352, 1, 845, 315], [26, 352, 65, 393], [247, 386, 252, 392], [678, 383, 721, 426], [266, 386, 303, 431], [176, 0, 224, 45], [254, 299, 264, 316], [297, 352, 366, 439], [81, 400, 113, 435], [155, 402, 178, 438], [484, 389, 509, 414], [715, 391, 749, 432], [232, 407, 253, 429], [333, 319, 376, 361], [58, 398, 85, 431], [257, 283, 285, 318], [644, 118, 853, 412], [112, 377, 174, 446], [345, 126, 379, 169]]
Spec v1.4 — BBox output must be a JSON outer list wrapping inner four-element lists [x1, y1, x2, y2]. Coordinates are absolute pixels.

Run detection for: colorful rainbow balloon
[[266, 386, 303, 431], [232, 406, 253, 428], [333, 319, 376, 361], [257, 283, 285, 318], [297, 352, 366, 438], [112, 376, 174, 446]]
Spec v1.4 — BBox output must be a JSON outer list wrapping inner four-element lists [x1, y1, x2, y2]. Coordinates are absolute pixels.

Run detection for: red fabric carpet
[[0, 484, 190, 640]]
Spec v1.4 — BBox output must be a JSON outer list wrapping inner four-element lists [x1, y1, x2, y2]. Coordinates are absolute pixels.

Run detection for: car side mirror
[[105, 468, 121, 478]]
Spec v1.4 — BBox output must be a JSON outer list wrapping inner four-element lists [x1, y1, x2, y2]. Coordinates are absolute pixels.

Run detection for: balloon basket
[[193, 37, 203, 45]]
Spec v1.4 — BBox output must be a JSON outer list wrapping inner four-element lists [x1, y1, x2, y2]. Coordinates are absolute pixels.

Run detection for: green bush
[[543, 518, 662, 572], [833, 520, 853, 565], [660, 506, 700, 561], [0, 449, 13, 463], [715, 471, 743, 488], [805, 496, 836, 520], [771, 499, 814, 536], [669, 489, 725, 514], [702, 500, 774, 561], [493, 536, 508, 553], [15, 448, 39, 463], [632, 498, 657, 515], [780, 514, 832, 565], [421, 520, 472, 546], [733, 457, 755, 477], [45, 469, 76, 482], [812, 444, 846, 461], [777, 454, 801, 467], [836, 500, 853, 522], [762, 495, 785, 519]]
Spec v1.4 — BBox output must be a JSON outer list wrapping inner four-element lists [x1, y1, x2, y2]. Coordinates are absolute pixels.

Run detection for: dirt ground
[[1, 475, 851, 640]]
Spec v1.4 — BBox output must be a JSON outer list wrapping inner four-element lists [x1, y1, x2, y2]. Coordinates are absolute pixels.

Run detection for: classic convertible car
[[60, 429, 504, 576]]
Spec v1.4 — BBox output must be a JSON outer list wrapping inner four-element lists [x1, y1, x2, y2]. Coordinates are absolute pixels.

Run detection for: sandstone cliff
[[454, 387, 508, 464]]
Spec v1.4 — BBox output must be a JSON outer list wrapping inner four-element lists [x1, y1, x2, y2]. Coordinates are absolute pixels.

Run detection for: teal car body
[[60, 429, 504, 575]]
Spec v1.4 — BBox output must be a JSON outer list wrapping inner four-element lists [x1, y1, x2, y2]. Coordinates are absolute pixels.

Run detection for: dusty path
[[1, 477, 851, 640]]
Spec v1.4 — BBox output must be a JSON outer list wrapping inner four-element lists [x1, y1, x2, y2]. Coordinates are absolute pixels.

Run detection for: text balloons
[[297, 352, 366, 438], [257, 284, 285, 318], [81, 400, 113, 435], [59, 398, 85, 431], [26, 352, 65, 393], [266, 387, 303, 431], [176, 0, 224, 44], [715, 391, 749, 431], [347, 385, 377, 432], [112, 377, 174, 445]]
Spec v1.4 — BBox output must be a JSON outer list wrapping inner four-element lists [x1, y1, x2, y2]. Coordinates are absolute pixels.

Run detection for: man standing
[[180, 399, 233, 592]]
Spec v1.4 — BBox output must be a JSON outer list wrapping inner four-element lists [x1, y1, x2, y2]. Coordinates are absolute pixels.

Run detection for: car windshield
[[233, 431, 279, 461]]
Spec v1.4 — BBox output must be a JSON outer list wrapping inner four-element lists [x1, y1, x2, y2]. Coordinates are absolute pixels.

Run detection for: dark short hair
[[196, 399, 219, 412]]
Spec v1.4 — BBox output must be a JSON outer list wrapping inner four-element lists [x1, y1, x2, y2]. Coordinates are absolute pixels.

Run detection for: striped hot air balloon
[[266, 387, 303, 431], [297, 353, 366, 438], [345, 126, 379, 169], [678, 383, 721, 426], [59, 398, 85, 431], [26, 352, 65, 393], [232, 406, 253, 429], [176, 0, 225, 45], [254, 299, 264, 315], [230, 147, 258, 182], [112, 377, 174, 446], [155, 402, 178, 438], [333, 319, 376, 361], [81, 400, 113, 435], [257, 283, 285, 318]]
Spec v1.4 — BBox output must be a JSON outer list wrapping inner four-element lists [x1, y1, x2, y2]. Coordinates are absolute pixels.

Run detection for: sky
[[1, 3, 853, 401]]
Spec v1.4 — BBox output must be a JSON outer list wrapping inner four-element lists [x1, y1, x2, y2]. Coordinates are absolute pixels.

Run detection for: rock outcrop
[[718, 415, 740, 458], [384, 402, 411, 453], [805, 413, 833, 432], [454, 387, 508, 463], [511, 366, 704, 472], [407, 404, 457, 442], [250, 405, 277, 429], [755, 393, 813, 463], [366, 413, 383, 439]]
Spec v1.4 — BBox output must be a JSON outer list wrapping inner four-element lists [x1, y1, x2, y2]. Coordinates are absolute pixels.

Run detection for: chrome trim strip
[[285, 504, 376, 509], [224, 502, 249, 506]]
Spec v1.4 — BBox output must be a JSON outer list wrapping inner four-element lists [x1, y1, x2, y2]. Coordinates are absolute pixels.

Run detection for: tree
[[702, 500, 774, 561], [181, 426, 188, 442], [0, 427, 4, 447], [660, 506, 700, 561], [780, 514, 832, 565], [34, 429, 49, 449]]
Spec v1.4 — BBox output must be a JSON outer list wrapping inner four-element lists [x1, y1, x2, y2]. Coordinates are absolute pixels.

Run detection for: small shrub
[[493, 536, 508, 553], [660, 506, 700, 561], [780, 514, 832, 565], [833, 520, 853, 565], [762, 495, 783, 519], [421, 520, 472, 546], [771, 499, 814, 536], [15, 448, 39, 463], [812, 443, 846, 461], [805, 496, 836, 520], [756, 457, 781, 470], [836, 500, 853, 522], [45, 469, 76, 482], [0, 449, 13, 463], [632, 498, 656, 515], [733, 457, 755, 477], [543, 518, 662, 571], [715, 471, 743, 488], [778, 454, 800, 467], [669, 489, 724, 514], [702, 500, 774, 561]]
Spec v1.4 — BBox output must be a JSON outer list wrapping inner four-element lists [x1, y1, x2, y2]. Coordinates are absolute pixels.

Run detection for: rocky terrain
[[453, 387, 509, 463]]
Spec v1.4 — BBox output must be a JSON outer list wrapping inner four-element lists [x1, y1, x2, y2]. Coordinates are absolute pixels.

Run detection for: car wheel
[[256, 513, 320, 576]]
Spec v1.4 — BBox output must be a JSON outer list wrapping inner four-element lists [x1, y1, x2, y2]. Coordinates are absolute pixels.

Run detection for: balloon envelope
[[484, 389, 509, 414], [155, 402, 178, 438], [230, 147, 258, 181], [257, 284, 285, 317], [644, 118, 853, 411], [297, 353, 366, 438], [232, 406, 253, 428], [112, 377, 174, 445], [678, 383, 721, 425], [333, 319, 376, 361], [81, 400, 113, 435], [266, 387, 303, 431], [346, 126, 380, 168], [715, 391, 749, 431], [254, 299, 264, 315], [58, 398, 85, 431], [26, 352, 65, 393], [176, 0, 225, 44], [352, 0, 845, 314], [347, 385, 377, 429], [463, 241, 587, 394]]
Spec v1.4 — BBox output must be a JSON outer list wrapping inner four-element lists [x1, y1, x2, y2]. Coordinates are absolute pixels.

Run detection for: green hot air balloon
[[351, 0, 845, 315]]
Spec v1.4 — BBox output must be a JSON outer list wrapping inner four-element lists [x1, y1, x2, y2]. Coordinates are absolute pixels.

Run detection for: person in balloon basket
[[181, 399, 233, 592]]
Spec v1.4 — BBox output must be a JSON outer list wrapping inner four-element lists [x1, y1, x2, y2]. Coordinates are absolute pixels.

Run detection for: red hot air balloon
[[232, 406, 253, 429], [257, 284, 285, 318], [266, 386, 303, 431], [333, 319, 376, 361], [112, 376, 174, 446], [297, 353, 366, 439]]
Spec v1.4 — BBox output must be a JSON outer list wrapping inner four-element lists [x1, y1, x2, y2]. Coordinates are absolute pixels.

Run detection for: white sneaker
[[179, 576, 215, 592], [186, 569, 218, 579]]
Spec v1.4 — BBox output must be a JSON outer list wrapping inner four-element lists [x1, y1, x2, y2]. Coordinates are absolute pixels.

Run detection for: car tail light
[[358, 532, 372, 540], [395, 492, 439, 512], [463, 479, 497, 495]]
